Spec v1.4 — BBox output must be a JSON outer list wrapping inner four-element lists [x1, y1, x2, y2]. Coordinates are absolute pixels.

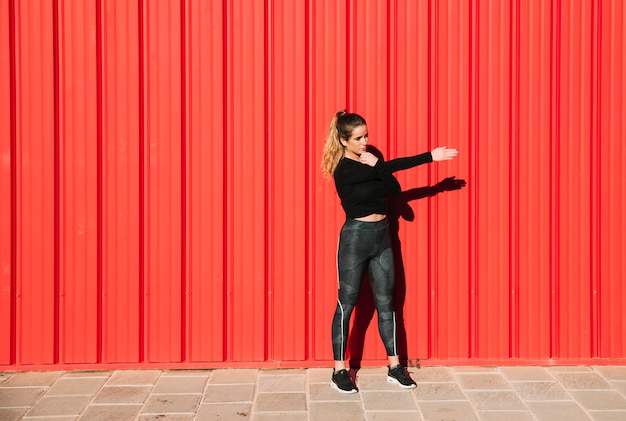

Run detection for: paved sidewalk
[[1, 365, 626, 420]]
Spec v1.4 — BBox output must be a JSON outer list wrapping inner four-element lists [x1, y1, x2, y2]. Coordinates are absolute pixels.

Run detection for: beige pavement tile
[[308, 383, 360, 401], [196, 403, 252, 420], [254, 412, 307, 421], [464, 391, 525, 411], [611, 381, 626, 395], [258, 374, 306, 392], [1, 371, 64, 387], [451, 366, 498, 373], [46, 377, 108, 396], [260, 368, 307, 376], [366, 411, 422, 420], [588, 411, 626, 421], [202, 384, 255, 403], [526, 401, 591, 421], [456, 373, 511, 390], [25, 395, 92, 417], [570, 390, 626, 410], [361, 391, 416, 411], [307, 368, 331, 383], [499, 366, 553, 381], [209, 369, 259, 384], [0, 387, 46, 407], [80, 404, 142, 420], [22, 417, 77, 421], [63, 370, 111, 378], [0, 407, 29, 421], [355, 374, 399, 391], [162, 369, 212, 377], [418, 401, 478, 421], [552, 372, 613, 390], [142, 394, 201, 414], [412, 367, 455, 382], [138, 414, 195, 421], [152, 375, 208, 394], [413, 382, 465, 400], [547, 366, 594, 373], [309, 401, 365, 421], [254, 392, 306, 412], [510, 381, 569, 400], [595, 366, 626, 381], [478, 411, 535, 421], [0, 374, 10, 386], [93, 385, 152, 404], [107, 370, 162, 386]]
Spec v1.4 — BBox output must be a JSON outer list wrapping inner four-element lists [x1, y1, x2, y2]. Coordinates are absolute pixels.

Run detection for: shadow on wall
[[347, 146, 467, 368]]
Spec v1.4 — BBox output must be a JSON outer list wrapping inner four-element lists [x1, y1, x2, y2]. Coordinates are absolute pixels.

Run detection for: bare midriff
[[354, 213, 386, 222]]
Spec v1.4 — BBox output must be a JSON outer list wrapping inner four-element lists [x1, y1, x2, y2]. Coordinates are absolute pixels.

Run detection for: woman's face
[[341, 124, 368, 160]]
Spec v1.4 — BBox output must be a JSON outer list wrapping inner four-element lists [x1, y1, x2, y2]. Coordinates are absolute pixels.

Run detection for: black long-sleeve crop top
[[333, 152, 433, 218]]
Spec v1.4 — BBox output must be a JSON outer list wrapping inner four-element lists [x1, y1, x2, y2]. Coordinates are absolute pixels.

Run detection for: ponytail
[[321, 110, 366, 178]]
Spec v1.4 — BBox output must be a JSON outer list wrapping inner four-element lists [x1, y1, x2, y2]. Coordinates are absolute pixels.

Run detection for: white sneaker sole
[[330, 381, 357, 394], [387, 376, 417, 389]]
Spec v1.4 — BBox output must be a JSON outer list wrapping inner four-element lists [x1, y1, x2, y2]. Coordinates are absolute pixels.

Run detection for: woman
[[321, 110, 458, 393]]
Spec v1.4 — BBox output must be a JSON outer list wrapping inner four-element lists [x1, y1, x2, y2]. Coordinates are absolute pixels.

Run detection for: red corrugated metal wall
[[1, 0, 624, 370]]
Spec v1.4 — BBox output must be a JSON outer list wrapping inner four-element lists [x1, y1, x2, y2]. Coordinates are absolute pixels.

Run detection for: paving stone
[[209, 369, 259, 384], [254, 392, 306, 412], [594, 366, 626, 381], [195, 403, 252, 420], [451, 366, 498, 373], [93, 385, 152, 404], [499, 366, 553, 381], [107, 370, 162, 386], [0, 407, 29, 421], [202, 384, 255, 403], [510, 381, 569, 400], [63, 370, 111, 378], [1, 371, 63, 387], [142, 393, 201, 414], [355, 374, 400, 391], [547, 366, 594, 373], [365, 411, 422, 420], [411, 367, 455, 382], [0, 387, 46, 407], [611, 381, 626, 395], [162, 369, 212, 377], [418, 401, 479, 421], [0, 374, 10, 386], [254, 412, 307, 421], [22, 416, 77, 421], [552, 372, 613, 390], [80, 404, 142, 420], [569, 390, 626, 410], [138, 414, 194, 421], [525, 401, 591, 421], [25, 395, 92, 417], [308, 383, 361, 401], [46, 376, 108, 395], [258, 374, 306, 392], [588, 411, 626, 421], [478, 411, 535, 421], [456, 373, 511, 390], [413, 382, 465, 400], [361, 391, 416, 411], [307, 368, 331, 383], [309, 401, 364, 421], [152, 375, 208, 394], [465, 391, 525, 410]]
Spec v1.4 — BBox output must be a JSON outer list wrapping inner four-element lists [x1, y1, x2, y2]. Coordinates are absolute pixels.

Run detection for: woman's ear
[[340, 139, 347, 147]]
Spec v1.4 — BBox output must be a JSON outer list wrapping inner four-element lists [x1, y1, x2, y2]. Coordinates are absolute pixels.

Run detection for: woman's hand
[[359, 151, 379, 167], [431, 146, 459, 161]]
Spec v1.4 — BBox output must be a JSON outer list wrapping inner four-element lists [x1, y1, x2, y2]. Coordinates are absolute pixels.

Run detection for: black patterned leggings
[[332, 218, 397, 361]]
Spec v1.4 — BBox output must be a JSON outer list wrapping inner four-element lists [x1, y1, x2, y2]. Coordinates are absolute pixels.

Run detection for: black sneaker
[[387, 365, 417, 389], [331, 369, 357, 393]]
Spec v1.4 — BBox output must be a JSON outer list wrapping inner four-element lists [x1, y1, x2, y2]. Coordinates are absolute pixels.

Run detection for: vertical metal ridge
[[138, 0, 146, 363], [550, 0, 561, 358], [180, 0, 187, 363], [347, 0, 354, 109], [590, 0, 602, 358], [264, 0, 272, 362], [222, 0, 231, 362], [427, 0, 434, 358], [95, 0, 103, 364], [469, 0, 479, 360], [9, 0, 17, 366], [303, 0, 311, 362], [52, 0, 60, 365], [508, 0, 521, 359], [386, 0, 396, 156]]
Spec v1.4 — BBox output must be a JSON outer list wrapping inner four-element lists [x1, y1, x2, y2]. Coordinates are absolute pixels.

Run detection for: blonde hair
[[320, 110, 366, 178]]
